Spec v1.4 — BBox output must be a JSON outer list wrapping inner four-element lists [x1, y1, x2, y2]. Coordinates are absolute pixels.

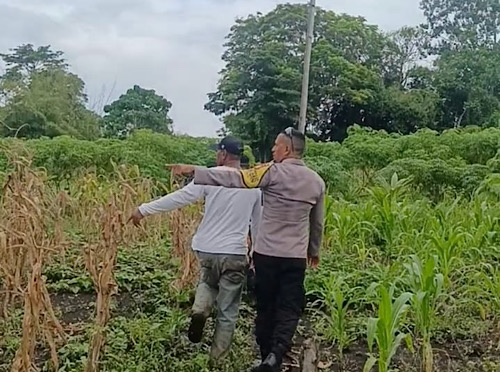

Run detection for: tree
[[383, 27, 430, 88], [0, 44, 68, 107], [102, 85, 173, 139], [0, 44, 68, 81], [374, 87, 440, 133], [432, 48, 500, 128], [0, 44, 99, 139], [307, 41, 384, 141], [421, 0, 500, 52], [206, 4, 392, 157], [0, 69, 100, 139]]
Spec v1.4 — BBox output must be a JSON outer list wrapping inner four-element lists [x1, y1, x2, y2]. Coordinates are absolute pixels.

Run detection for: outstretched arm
[[129, 182, 204, 225], [139, 182, 204, 215], [196, 164, 273, 189], [167, 164, 273, 189]]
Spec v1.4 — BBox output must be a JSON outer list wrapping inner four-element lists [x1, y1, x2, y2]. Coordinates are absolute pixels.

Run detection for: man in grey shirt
[[129, 136, 261, 361], [169, 128, 325, 372]]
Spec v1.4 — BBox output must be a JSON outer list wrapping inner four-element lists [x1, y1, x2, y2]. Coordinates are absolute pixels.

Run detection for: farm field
[[0, 127, 499, 372]]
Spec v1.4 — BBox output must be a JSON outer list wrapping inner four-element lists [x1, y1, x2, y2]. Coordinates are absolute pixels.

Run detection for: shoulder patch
[[240, 163, 272, 188]]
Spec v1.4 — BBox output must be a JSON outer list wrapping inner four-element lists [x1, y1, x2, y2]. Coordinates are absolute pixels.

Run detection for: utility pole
[[298, 0, 316, 134]]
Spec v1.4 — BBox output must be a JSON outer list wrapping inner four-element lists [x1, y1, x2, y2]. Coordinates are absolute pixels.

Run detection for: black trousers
[[253, 252, 306, 363]]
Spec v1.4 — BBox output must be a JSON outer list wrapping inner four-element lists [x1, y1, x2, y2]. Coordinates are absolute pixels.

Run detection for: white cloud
[[0, 0, 423, 137]]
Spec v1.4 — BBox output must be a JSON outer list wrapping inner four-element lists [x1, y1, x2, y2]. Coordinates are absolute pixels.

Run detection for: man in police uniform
[[169, 128, 325, 372]]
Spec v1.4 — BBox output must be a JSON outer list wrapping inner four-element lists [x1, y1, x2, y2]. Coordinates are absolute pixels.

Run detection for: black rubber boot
[[260, 346, 271, 362], [188, 313, 207, 343]]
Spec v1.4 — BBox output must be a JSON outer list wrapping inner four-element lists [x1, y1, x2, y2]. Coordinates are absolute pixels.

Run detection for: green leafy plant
[[364, 286, 412, 372], [367, 173, 412, 251], [404, 255, 444, 372], [428, 225, 466, 286], [310, 275, 357, 361]]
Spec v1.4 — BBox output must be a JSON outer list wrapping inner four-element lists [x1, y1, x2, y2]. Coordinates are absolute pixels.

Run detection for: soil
[[50, 291, 142, 325], [49, 292, 500, 372], [282, 321, 500, 372], [51, 292, 95, 324]]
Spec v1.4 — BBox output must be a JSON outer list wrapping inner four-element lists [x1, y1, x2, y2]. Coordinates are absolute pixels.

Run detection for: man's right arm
[[194, 163, 273, 189], [138, 181, 205, 217]]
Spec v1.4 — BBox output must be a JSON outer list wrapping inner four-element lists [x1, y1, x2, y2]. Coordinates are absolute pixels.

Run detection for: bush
[[0, 130, 216, 184], [304, 156, 348, 192], [1, 126, 498, 197]]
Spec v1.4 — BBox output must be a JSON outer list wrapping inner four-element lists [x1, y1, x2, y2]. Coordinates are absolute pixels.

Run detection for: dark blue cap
[[209, 135, 244, 155]]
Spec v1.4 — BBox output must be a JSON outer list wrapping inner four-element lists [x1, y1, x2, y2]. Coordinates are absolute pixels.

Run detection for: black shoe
[[188, 313, 206, 343], [250, 353, 280, 372], [260, 347, 270, 361], [250, 365, 273, 372]]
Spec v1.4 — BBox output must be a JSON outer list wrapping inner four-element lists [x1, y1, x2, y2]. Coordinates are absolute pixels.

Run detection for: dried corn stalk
[[0, 149, 66, 372], [113, 163, 164, 243], [167, 172, 202, 289], [83, 196, 123, 372]]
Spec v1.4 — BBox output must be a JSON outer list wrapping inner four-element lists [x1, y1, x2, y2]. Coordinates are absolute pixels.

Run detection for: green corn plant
[[364, 286, 412, 372], [467, 199, 498, 256], [311, 274, 360, 361], [315, 275, 356, 361], [322, 193, 337, 248], [330, 210, 358, 249], [478, 264, 499, 315], [428, 225, 467, 287], [404, 255, 444, 372], [367, 173, 412, 252], [352, 239, 379, 267], [465, 263, 500, 322]]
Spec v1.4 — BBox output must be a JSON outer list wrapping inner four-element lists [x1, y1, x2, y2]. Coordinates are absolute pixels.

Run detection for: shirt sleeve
[[308, 184, 325, 258], [194, 163, 273, 189], [249, 190, 262, 245], [138, 181, 205, 216]]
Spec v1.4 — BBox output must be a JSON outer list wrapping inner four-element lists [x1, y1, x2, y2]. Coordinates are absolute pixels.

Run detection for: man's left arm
[[129, 182, 205, 226], [308, 186, 325, 268], [139, 182, 205, 216]]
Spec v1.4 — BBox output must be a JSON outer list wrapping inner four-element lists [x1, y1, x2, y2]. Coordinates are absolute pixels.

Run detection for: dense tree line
[[0, 1, 498, 161], [207, 0, 499, 159]]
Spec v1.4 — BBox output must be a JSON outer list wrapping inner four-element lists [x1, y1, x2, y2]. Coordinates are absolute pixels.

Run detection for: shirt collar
[[281, 158, 305, 166]]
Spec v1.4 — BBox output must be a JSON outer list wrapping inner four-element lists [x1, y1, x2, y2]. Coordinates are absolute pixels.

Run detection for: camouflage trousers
[[193, 252, 248, 360]]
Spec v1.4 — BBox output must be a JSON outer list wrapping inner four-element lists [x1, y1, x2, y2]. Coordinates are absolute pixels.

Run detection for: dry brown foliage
[[0, 148, 66, 372], [0, 149, 203, 369], [83, 195, 124, 372], [168, 172, 202, 289], [168, 207, 201, 289], [82, 164, 164, 372]]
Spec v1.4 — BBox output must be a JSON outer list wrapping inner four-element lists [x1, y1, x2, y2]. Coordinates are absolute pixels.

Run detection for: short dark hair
[[226, 152, 242, 161], [241, 154, 250, 168], [281, 127, 306, 156]]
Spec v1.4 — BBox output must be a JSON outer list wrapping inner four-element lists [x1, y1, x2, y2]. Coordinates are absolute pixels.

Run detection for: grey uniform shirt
[[194, 158, 325, 259], [139, 166, 262, 256]]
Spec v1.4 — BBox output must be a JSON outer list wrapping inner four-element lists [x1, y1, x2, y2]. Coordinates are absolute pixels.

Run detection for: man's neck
[[282, 155, 301, 162], [222, 160, 241, 169]]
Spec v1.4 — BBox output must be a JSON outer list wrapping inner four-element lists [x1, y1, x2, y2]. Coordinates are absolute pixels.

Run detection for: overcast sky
[[0, 0, 424, 137]]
